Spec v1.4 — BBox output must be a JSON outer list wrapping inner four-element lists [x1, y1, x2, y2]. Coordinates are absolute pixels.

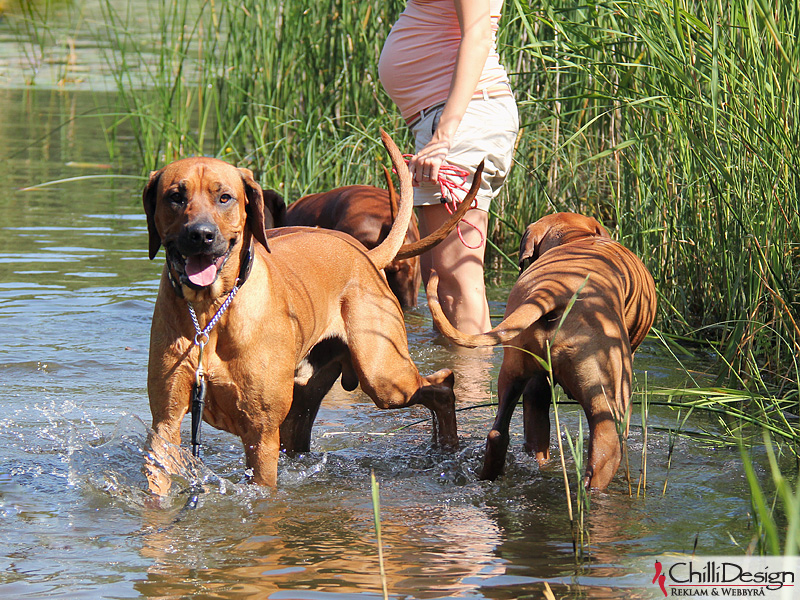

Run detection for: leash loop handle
[[190, 375, 207, 458], [397, 155, 485, 250]]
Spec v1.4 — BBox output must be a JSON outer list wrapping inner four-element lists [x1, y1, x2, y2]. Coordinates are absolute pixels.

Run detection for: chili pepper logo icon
[[653, 560, 667, 597]]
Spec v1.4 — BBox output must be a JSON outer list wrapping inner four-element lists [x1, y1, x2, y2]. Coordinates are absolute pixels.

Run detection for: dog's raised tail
[[395, 161, 483, 260], [426, 270, 543, 348], [368, 129, 415, 271]]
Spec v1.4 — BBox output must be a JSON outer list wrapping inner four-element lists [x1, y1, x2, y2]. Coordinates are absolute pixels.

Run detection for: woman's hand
[[409, 133, 452, 185]]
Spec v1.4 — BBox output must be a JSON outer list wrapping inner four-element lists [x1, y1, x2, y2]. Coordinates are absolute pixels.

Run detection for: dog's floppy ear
[[262, 189, 286, 229], [591, 217, 612, 239], [142, 168, 164, 260], [518, 222, 545, 272], [239, 167, 286, 252]]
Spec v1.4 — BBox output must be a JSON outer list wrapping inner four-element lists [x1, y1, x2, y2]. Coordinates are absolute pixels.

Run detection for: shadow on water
[[0, 84, 769, 600]]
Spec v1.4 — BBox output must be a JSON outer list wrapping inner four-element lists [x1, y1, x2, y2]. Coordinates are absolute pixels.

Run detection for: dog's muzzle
[[167, 221, 233, 290]]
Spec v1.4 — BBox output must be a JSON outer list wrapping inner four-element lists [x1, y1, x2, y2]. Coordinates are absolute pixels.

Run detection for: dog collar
[[168, 242, 254, 298]]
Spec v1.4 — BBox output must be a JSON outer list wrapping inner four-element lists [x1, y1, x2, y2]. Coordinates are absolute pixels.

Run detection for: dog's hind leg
[[343, 293, 458, 449], [521, 371, 552, 465], [582, 401, 624, 490], [281, 384, 329, 453], [282, 364, 344, 452], [282, 338, 354, 452], [479, 368, 526, 480], [569, 337, 633, 490], [358, 363, 458, 450], [412, 367, 458, 449]]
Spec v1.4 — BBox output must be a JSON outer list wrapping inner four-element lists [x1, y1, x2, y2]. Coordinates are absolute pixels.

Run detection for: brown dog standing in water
[[427, 212, 657, 490], [142, 131, 471, 495]]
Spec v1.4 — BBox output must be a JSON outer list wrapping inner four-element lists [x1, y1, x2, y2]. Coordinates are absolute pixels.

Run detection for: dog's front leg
[[145, 317, 194, 496], [145, 347, 193, 496], [241, 426, 282, 487], [479, 369, 526, 480], [145, 415, 186, 496], [238, 380, 294, 487]]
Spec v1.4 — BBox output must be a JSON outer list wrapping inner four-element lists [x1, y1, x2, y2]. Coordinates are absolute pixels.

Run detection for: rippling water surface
[[0, 19, 770, 600]]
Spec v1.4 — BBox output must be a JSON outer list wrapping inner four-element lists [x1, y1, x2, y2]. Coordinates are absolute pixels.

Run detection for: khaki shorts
[[411, 94, 519, 212]]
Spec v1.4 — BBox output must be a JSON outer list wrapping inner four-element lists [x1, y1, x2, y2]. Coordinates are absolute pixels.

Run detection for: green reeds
[[501, 0, 799, 394], [93, 0, 407, 188], [741, 432, 800, 556], [370, 471, 389, 600], [82, 0, 798, 401], [637, 373, 649, 498]]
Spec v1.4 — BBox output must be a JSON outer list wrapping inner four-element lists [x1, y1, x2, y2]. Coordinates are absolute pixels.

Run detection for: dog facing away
[[142, 130, 474, 495], [283, 167, 474, 309], [426, 212, 657, 490]]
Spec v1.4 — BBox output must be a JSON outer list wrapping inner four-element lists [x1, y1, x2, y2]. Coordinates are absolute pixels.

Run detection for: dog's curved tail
[[394, 161, 483, 260], [367, 129, 415, 271], [370, 130, 484, 267], [385, 165, 399, 223], [426, 270, 547, 348]]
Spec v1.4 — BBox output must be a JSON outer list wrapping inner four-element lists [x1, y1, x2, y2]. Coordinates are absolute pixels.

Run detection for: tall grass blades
[[740, 432, 800, 556], [5, 0, 85, 86], [96, 0, 224, 170], [96, 0, 409, 193], [501, 0, 799, 393]]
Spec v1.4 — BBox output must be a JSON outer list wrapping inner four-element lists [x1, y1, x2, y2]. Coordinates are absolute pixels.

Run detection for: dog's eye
[[169, 191, 184, 205], [220, 193, 233, 204]]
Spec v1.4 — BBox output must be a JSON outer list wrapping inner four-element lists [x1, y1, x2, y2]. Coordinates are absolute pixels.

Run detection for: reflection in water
[[0, 86, 767, 599], [449, 344, 497, 406], [133, 460, 509, 599]]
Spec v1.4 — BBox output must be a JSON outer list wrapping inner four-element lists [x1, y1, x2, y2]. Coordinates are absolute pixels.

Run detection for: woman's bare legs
[[417, 203, 490, 334]]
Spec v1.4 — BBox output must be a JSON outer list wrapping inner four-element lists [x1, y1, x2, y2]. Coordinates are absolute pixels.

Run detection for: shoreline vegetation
[[5, 0, 799, 553]]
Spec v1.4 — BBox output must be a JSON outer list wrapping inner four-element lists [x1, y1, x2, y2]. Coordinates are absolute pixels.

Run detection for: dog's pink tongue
[[185, 256, 218, 287]]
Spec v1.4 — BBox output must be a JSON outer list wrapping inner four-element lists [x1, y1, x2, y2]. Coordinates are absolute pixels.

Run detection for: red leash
[[399, 155, 485, 249]]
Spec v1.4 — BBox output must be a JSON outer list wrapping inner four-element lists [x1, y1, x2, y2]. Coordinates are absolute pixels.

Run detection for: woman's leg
[[417, 203, 490, 334]]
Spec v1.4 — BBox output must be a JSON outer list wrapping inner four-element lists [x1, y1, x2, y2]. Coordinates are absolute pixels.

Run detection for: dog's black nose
[[187, 222, 218, 248]]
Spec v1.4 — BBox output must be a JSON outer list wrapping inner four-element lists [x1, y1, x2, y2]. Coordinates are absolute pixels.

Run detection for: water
[[0, 13, 771, 600]]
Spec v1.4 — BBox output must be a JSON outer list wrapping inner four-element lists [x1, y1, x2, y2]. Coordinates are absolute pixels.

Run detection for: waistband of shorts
[[404, 83, 513, 128]]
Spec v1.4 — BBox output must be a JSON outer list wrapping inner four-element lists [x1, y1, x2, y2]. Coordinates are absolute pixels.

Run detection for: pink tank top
[[379, 0, 509, 121]]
